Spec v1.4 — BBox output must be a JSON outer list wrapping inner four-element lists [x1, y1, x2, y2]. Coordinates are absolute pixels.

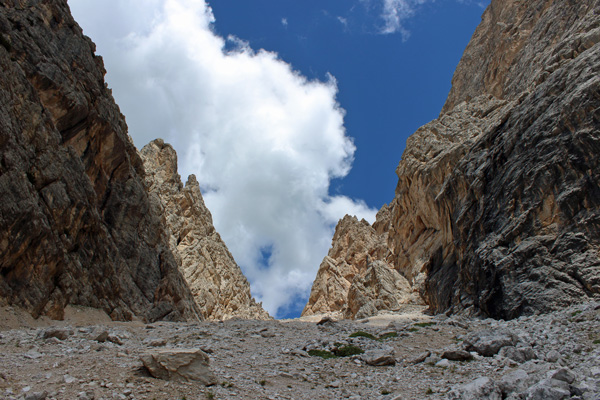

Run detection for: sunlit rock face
[[305, 0, 600, 319], [302, 214, 423, 319], [140, 140, 271, 321], [0, 1, 200, 322]]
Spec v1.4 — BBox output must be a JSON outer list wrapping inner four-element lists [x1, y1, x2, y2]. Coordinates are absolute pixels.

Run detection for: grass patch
[[379, 332, 398, 340], [349, 331, 378, 340], [381, 389, 392, 395], [571, 310, 583, 317], [593, 339, 600, 345], [426, 387, 434, 395], [308, 349, 338, 359], [258, 379, 267, 386], [333, 345, 364, 357], [408, 327, 419, 332], [414, 322, 436, 328]]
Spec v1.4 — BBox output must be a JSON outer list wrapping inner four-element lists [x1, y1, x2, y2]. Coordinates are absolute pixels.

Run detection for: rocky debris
[[0, 301, 598, 399], [140, 348, 217, 385], [302, 216, 423, 319], [139, 140, 270, 321], [0, 0, 199, 321], [306, 0, 600, 320], [462, 329, 518, 357], [447, 377, 502, 400], [361, 348, 396, 366]]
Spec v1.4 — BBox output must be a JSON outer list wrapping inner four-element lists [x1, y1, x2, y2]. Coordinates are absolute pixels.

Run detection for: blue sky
[[70, 0, 488, 318], [209, 0, 488, 209]]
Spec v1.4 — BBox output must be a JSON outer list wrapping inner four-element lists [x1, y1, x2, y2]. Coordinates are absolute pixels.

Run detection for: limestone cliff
[[0, 1, 200, 321], [302, 214, 422, 319], [304, 0, 600, 319], [140, 140, 270, 320]]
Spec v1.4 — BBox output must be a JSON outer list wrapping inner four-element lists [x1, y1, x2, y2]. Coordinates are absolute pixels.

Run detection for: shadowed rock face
[[0, 1, 199, 321], [140, 140, 271, 321], [305, 0, 600, 319]]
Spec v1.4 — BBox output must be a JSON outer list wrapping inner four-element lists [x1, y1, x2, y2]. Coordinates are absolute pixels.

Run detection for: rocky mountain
[[140, 140, 270, 320], [0, 1, 265, 322], [304, 0, 600, 320], [301, 214, 422, 319], [0, 0, 201, 322]]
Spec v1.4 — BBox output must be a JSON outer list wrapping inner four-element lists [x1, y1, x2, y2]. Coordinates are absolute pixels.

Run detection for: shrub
[[308, 349, 338, 359], [333, 345, 364, 357], [414, 322, 436, 328], [349, 331, 378, 340], [379, 332, 398, 340]]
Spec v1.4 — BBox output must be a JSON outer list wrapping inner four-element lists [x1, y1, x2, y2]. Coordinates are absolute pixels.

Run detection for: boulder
[[140, 348, 217, 385]]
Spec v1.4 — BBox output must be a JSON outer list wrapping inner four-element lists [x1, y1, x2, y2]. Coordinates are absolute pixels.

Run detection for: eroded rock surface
[[0, 1, 199, 321], [302, 215, 422, 319], [305, 0, 600, 319], [140, 140, 270, 321]]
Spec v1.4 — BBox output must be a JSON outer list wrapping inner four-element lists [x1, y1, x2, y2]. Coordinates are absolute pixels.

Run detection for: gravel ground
[[0, 303, 598, 400]]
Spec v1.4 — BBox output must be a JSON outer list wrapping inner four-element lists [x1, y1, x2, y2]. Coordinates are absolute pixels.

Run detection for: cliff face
[[304, 0, 600, 319], [0, 1, 199, 321], [140, 140, 271, 320]]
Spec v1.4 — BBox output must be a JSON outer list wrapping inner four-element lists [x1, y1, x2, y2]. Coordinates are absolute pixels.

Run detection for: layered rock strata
[[0, 1, 199, 321], [302, 215, 422, 319], [305, 0, 600, 319], [140, 140, 270, 320]]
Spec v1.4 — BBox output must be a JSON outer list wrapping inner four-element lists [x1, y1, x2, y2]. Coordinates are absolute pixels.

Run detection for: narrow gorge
[[304, 0, 600, 320]]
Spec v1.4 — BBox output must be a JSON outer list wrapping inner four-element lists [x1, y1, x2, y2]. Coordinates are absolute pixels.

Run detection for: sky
[[68, 0, 488, 318]]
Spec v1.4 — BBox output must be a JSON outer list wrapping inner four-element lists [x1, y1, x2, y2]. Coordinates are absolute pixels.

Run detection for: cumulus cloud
[[69, 0, 377, 317]]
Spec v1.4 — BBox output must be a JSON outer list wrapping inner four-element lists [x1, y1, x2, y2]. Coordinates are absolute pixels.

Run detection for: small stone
[[547, 368, 575, 384], [442, 349, 473, 361], [409, 351, 431, 364], [436, 359, 451, 368], [24, 350, 43, 360], [143, 337, 167, 347], [362, 349, 396, 366], [499, 346, 536, 363], [328, 380, 341, 388], [94, 331, 109, 343], [463, 329, 517, 357], [25, 392, 48, 400], [42, 328, 72, 341], [545, 350, 561, 363]]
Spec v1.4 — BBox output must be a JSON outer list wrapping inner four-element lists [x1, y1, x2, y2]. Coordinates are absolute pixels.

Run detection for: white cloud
[[379, 0, 428, 37], [281, 17, 288, 27], [69, 0, 377, 317]]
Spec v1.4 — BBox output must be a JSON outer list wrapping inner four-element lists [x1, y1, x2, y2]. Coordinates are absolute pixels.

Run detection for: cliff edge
[[304, 0, 600, 319]]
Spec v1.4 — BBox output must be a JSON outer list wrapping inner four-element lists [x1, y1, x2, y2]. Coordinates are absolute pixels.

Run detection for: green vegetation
[[381, 389, 392, 395], [408, 327, 419, 332], [258, 380, 267, 386], [571, 310, 583, 317], [349, 330, 399, 342], [593, 339, 600, 345], [308, 349, 338, 359], [414, 322, 436, 328], [333, 345, 364, 357], [426, 387, 434, 395], [204, 392, 214, 400], [379, 332, 398, 340], [349, 331, 378, 340]]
